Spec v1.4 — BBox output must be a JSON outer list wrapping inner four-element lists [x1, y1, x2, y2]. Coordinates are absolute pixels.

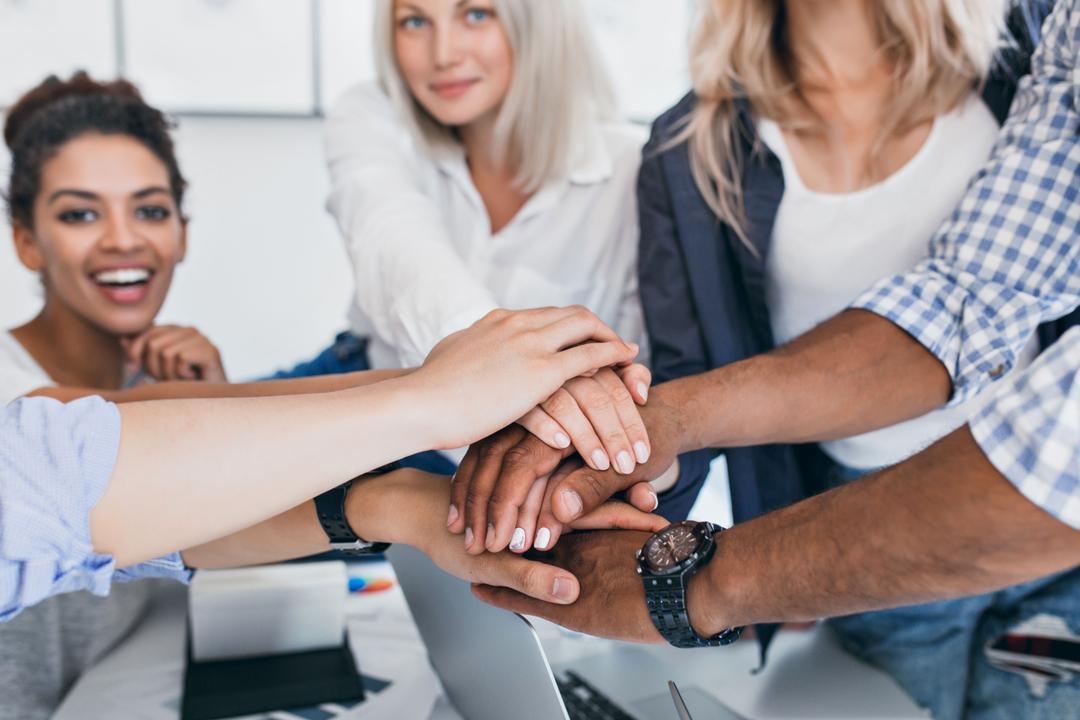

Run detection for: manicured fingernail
[[649, 491, 659, 512], [552, 577, 573, 601], [510, 528, 526, 551], [562, 489, 583, 519], [447, 504, 459, 527], [535, 527, 551, 550], [634, 441, 650, 464], [637, 382, 648, 402], [590, 449, 610, 471], [554, 432, 571, 449], [616, 450, 634, 474], [465, 527, 474, 549], [485, 523, 497, 550]]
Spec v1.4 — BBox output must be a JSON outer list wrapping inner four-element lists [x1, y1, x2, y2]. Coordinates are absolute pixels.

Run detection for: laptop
[[386, 544, 746, 720]]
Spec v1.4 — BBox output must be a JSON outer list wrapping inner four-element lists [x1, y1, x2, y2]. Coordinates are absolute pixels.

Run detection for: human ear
[[12, 223, 46, 273]]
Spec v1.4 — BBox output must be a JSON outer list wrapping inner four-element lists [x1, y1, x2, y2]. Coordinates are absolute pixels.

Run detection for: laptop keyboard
[[556, 670, 638, 720]]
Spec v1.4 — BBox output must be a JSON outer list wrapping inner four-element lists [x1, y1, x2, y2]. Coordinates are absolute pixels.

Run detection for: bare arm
[[690, 427, 1080, 632], [27, 368, 412, 403], [666, 309, 952, 451]]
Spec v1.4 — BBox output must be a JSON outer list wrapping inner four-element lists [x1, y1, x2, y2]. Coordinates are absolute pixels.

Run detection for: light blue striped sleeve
[[1, 396, 190, 622]]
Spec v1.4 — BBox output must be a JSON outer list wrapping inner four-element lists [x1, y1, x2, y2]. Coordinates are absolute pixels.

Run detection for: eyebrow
[[46, 186, 171, 205]]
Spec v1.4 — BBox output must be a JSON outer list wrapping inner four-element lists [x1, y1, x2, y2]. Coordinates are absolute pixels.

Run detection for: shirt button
[[989, 364, 1006, 379]]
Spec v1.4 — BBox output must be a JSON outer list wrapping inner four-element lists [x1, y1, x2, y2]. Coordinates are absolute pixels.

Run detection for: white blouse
[[759, 94, 1039, 470], [324, 82, 648, 370]]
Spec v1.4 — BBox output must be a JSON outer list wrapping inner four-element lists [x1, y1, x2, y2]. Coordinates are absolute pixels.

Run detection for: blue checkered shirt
[[854, 0, 1080, 528]]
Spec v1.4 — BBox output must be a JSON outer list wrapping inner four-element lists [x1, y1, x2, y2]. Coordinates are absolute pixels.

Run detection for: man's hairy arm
[[665, 309, 952, 452], [690, 426, 1080, 633]]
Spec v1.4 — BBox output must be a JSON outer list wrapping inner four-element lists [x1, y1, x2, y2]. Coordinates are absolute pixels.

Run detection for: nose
[[98, 210, 146, 254], [433, 22, 465, 69]]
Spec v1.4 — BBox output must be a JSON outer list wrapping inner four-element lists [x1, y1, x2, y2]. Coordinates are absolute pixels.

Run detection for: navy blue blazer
[[642, 1, 1071, 529]]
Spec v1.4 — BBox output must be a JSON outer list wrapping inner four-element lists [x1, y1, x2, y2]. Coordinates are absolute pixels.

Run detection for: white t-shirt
[[759, 95, 1039, 470], [0, 331, 53, 406], [325, 82, 648, 370]]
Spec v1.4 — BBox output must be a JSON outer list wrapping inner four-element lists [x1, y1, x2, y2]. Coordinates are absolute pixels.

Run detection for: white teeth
[[93, 268, 151, 284]]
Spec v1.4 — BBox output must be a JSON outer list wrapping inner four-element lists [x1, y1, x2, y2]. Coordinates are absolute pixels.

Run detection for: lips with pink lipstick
[[89, 266, 156, 304], [430, 77, 480, 99]]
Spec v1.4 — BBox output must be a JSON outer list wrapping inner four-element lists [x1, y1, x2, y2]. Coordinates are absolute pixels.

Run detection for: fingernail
[[633, 441, 650, 464], [650, 491, 659, 512], [554, 432, 571, 449], [509, 528, 526, 551], [637, 382, 648, 402], [562, 489, 583, 519], [616, 450, 634, 474], [552, 577, 573, 601], [465, 527, 474, 549], [447, 504, 459, 527], [590, 449, 610, 471], [628, 342, 640, 355], [485, 523, 497, 550], [535, 527, 551, 550]]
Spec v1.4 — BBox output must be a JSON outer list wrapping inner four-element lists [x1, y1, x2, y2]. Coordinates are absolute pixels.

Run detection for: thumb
[[479, 553, 579, 604], [568, 500, 668, 533], [551, 464, 633, 524]]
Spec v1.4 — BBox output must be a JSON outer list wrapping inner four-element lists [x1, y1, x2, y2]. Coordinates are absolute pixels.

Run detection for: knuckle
[[609, 385, 633, 407], [578, 471, 610, 504], [542, 390, 575, 418], [464, 489, 488, 512], [502, 443, 538, 469], [517, 564, 542, 594]]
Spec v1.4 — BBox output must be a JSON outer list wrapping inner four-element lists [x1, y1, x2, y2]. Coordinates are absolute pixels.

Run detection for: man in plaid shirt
[[475, 1, 1080, 716]]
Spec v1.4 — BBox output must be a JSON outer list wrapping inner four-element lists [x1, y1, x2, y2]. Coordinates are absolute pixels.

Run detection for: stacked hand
[[448, 386, 687, 555], [351, 469, 667, 605]]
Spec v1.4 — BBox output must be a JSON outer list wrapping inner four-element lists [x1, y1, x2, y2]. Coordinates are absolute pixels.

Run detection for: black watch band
[[642, 572, 741, 648], [314, 462, 399, 555]]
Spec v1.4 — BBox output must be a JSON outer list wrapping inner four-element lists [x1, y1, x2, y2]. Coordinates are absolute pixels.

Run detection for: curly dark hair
[[3, 71, 187, 228]]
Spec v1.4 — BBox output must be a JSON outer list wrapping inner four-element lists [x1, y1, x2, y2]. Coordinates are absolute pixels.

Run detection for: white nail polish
[[637, 382, 648, 402], [634, 441, 650, 464], [554, 432, 571, 449], [535, 527, 551, 550], [650, 492, 659, 512], [510, 528, 526, 551], [617, 450, 634, 474], [591, 448, 610, 470]]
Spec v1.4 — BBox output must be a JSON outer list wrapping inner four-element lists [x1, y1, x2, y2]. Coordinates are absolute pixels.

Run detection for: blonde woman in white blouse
[[322, 0, 661, 553]]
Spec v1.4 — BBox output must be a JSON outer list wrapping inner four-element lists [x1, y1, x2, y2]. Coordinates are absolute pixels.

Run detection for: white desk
[[55, 565, 927, 720]]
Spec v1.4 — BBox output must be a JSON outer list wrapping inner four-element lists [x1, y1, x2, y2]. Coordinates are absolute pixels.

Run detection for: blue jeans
[[823, 463, 1080, 719], [268, 332, 457, 476]]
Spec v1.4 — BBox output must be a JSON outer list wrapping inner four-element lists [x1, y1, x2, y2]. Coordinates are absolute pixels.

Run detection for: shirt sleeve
[[969, 326, 1080, 529], [852, 0, 1080, 406], [0, 396, 190, 622], [324, 83, 499, 367]]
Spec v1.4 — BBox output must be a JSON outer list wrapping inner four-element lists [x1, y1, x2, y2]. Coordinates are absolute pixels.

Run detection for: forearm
[[661, 309, 952, 451], [28, 368, 413, 403], [92, 377, 433, 567], [180, 468, 427, 569], [690, 427, 1080, 633]]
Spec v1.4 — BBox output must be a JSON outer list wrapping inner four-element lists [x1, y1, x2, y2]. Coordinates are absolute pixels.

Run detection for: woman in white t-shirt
[[304, 0, 661, 538]]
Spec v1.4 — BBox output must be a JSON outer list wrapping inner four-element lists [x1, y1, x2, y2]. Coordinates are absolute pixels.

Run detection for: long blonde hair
[[374, 0, 616, 192], [681, 0, 1007, 249]]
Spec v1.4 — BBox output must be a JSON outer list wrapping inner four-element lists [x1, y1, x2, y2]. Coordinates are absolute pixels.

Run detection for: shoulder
[[0, 332, 52, 405]]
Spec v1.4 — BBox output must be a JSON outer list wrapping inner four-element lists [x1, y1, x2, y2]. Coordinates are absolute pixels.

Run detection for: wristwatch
[[636, 520, 743, 648], [314, 462, 399, 555]]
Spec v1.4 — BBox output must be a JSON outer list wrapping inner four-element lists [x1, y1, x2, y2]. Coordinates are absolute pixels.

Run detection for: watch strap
[[314, 464, 399, 555]]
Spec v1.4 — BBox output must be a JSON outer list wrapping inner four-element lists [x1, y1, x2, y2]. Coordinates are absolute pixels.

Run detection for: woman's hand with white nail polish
[[517, 365, 652, 474]]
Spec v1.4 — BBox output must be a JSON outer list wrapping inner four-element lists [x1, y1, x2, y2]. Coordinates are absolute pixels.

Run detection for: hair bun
[[3, 71, 145, 150]]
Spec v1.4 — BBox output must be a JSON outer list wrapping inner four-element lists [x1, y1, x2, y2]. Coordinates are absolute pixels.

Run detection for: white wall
[[0, 118, 354, 380]]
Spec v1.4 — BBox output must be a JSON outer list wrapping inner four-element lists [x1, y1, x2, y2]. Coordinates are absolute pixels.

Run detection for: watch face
[[642, 521, 705, 573]]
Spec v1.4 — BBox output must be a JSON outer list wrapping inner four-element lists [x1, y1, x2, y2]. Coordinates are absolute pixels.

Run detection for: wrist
[[344, 469, 447, 549], [686, 538, 732, 637]]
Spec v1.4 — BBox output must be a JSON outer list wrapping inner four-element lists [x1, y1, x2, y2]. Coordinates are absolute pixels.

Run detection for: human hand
[[516, 363, 652, 473], [123, 325, 227, 382], [413, 307, 639, 450], [473, 530, 665, 644], [348, 469, 583, 604], [449, 388, 687, 553]]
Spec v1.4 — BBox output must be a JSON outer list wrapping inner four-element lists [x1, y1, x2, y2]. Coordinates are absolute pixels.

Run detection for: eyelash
[[55, 205, 171, 224], [397, 6, 493, 30]]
